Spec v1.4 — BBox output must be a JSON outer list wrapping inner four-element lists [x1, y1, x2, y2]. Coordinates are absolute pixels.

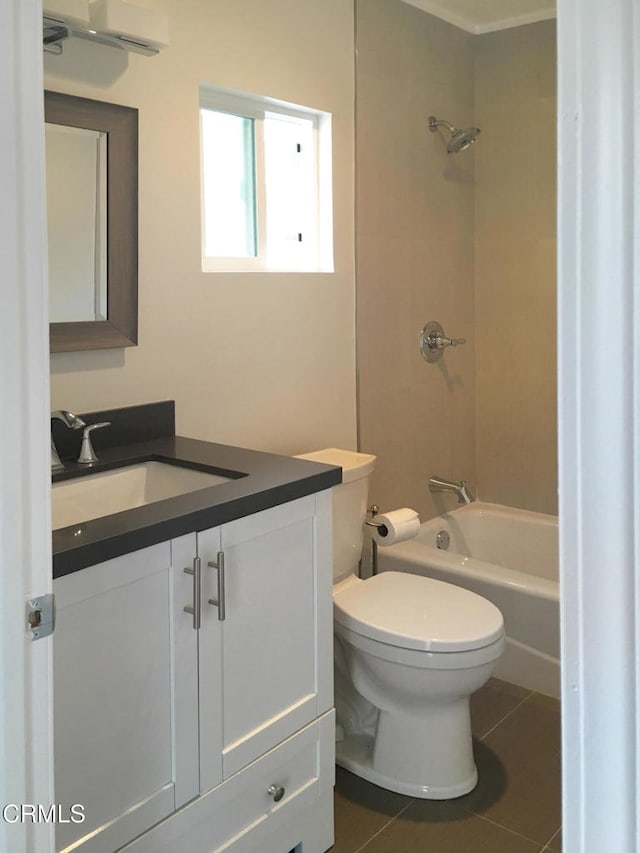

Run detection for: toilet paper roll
[[372, 508, 420, 546]]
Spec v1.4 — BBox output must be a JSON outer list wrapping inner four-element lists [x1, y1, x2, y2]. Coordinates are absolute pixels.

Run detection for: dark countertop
[[52, 435, 341, 578]]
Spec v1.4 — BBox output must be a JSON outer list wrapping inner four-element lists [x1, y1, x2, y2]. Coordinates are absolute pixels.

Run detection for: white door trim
[[558, 0, 640, 849], [0, 1, 55, 851]]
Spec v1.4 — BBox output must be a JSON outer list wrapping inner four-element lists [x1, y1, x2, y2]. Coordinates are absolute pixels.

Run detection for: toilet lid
[[333, 571, 504, 652]]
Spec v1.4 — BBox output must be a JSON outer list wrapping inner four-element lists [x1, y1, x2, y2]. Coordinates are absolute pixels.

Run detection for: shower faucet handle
[[419, 321, 466, 362], [434, 335, 466, 349]]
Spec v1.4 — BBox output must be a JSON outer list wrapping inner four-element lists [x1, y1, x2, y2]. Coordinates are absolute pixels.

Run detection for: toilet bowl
[[334, 571, 504, 798], [295, 448, 505, 799]]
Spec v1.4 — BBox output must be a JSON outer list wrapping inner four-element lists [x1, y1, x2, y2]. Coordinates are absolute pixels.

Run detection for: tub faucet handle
[[420, 320, 466, 362], [436, 335, 466, 348]]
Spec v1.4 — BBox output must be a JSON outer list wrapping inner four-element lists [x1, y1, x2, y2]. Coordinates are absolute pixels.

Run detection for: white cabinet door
[[53, 542, 199, 853], [198, 495, 325, 784]]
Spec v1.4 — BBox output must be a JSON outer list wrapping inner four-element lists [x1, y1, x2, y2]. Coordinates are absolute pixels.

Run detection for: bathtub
[[376, 502, 560, 698]]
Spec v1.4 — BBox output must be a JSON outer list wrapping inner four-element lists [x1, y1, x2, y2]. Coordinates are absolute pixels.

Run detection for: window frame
[[199, 84, 333, 274]]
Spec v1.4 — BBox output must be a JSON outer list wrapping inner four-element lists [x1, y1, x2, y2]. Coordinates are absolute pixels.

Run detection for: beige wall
[[46, 0, 357, 455], [355, 0, 477, 521], [474, 21, 557, 514]]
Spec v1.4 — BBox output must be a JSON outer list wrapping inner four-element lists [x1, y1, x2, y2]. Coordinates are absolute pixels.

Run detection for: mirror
[[45, 91, 138, 352], [46, 122, 108, 323]]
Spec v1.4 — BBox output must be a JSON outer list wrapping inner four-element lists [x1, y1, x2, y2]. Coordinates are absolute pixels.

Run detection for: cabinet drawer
[[212, 718, 320, 848], [123, 712, 334, 853]]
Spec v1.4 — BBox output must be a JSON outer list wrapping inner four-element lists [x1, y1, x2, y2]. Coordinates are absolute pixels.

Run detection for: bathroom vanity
[[51, 403, 340, 853]]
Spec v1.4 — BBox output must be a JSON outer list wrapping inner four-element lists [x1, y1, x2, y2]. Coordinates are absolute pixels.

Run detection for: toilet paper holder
[[365, 505, 387, 534], [365, 505, 382, 575], [365, 505, 421, 576]]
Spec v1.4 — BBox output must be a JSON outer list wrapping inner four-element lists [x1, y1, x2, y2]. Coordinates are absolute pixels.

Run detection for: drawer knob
[[267, 783, 285, 803]]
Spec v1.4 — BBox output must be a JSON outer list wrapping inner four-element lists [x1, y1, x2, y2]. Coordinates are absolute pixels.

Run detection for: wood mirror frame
[[45, 90, 138, 352]]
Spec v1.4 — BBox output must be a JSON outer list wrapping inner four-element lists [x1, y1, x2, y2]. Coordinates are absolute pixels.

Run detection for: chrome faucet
[[51, 410, 86, 472], [78, 421, 111, 465], [428, 475, 474, 505]]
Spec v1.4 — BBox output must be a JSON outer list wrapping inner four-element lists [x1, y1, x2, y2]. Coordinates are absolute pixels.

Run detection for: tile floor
[[331, 679, 561, 853]]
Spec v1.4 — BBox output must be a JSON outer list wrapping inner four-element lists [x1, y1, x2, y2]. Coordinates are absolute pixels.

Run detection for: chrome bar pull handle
[[183, 556, 201, 630], [208, 552, 226, 621]]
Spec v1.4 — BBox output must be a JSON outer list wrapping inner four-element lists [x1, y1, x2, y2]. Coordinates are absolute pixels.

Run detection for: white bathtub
[[376, 502, 560, 698]]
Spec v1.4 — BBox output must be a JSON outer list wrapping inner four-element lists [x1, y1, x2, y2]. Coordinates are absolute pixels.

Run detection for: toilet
[[296, 448, 505, 800]]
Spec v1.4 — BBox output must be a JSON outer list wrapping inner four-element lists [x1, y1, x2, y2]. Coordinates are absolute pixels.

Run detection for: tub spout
[[428, 475, 474, 505]]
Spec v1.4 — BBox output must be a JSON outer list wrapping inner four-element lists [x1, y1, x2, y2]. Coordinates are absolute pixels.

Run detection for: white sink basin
[[52, 462, 231, 530]]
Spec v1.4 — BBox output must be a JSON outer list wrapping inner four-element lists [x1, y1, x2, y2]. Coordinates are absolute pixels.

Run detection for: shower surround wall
[[475, 22, 557, 515], [356, 1, 557, 520], [356, 0, 477, 522]]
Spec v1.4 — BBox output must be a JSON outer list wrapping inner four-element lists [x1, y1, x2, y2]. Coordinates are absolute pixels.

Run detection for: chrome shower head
[[447, 125, 480, 153], [428, 115, 480, 154]]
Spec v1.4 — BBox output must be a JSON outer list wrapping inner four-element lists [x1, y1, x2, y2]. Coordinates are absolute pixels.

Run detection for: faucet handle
[[77, 422, 111, 465], [437, 335, 466, 348], [419, 321, 466, 362]]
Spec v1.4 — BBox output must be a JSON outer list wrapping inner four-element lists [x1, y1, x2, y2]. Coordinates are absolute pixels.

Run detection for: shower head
[[428, 115, 480, 154]]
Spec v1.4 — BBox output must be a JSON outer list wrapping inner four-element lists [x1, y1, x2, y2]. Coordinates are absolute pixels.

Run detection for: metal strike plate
[[26, 593, 55, 640]]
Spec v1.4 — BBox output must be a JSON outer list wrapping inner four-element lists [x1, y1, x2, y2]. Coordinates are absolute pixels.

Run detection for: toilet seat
[[335, 620, 505, 671], [333, 571, 504, 653]]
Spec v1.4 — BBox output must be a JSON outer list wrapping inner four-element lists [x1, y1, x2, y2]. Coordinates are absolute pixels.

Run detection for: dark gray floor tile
[[528, 693, 561, 714], [471, 677, 533, 740], [331, 766, 413, 853], [358, 800, 543, 853], [545, 827, 562, 851], [464, 693, 562, 844], [331, 687, 561, 852]]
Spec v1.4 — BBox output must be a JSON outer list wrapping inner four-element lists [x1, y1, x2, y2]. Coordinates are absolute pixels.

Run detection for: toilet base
[[335, 732, 478, 800]]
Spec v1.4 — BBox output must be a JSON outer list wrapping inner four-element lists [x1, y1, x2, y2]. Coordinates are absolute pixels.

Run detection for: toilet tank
[[295, 448, 376, 582]]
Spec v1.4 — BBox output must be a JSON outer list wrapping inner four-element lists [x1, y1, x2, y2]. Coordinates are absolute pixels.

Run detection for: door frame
[[0, 1, 55, 851], [557, 0, 640, 848]]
